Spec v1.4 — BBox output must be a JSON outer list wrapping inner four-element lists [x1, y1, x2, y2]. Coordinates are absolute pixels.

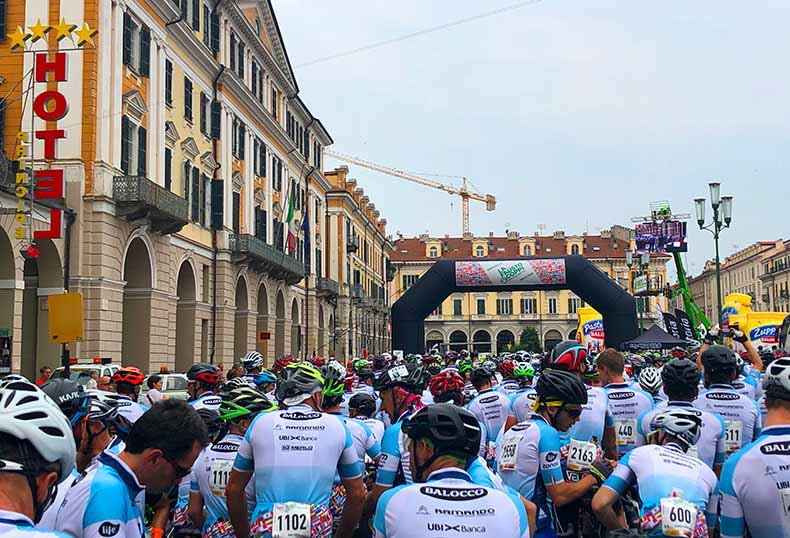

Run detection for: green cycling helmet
[[352, 358, 371, 372], [458, 359, 473, 374], [219, 386, 276, 421], [514, 362, 535, 378], [321, 360, 347, 398]]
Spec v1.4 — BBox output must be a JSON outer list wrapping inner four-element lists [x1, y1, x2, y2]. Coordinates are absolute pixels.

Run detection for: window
[[453, 299, 463, 316], [191, 167, 200, 222], [571, 244, 580, 255], [496, 298, 513, 315], [271, 87, 278, 120], [199, 92, 208, 135], [568, 296, 582, 314], [313, 141, 321, 168], [165, 60, 173, 106], [548, 297, 558, 314], [251, 61, 259, 98], [520, 297, 537, 314], [232, 191, 241, 234], [122, 13, 150, 76], [232, 118, 245, 160], [164, 147, 172, 190], [237, 41, 245, 79], [523, 245, 531, 256], [428, 246, 438, 258], [254, 207, 267, 241], [402, 274, 419, 290], [475, 245, 485, 257], [190, 0, 199, 30], [120, 116, 146, 176], [202, 4, 210, 46], [184, 76, 193, 122], [229, 32, 237, 72], [476, 298, 486, 315]]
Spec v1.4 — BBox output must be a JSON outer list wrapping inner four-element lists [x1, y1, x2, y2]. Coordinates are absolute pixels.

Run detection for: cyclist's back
[[466, 387, 511, 446], [114, 395, 148, 424], [508, 387, 537, 423], [693, 384, 761, 456], [605, 382, 655, 454]]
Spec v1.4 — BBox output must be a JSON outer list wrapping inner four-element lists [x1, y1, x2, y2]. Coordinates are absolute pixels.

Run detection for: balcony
[[113, 176, 188, 234], [472, 314, 491, 321], [230, 234, 304, 285], [346, 236, 360, 254], [350, 283, 364, 300], [519, 313, 538, 320], [315, 277, 339, 299]]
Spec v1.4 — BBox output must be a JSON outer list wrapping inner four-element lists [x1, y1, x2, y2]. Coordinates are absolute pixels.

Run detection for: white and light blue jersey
[[190, 391, 221, 412], [466, 388, 511, 444], [605, 382, 655, 455], [495, 379, 521, 396], [508, 388, 537, 424], [375, 415, 412, 487], [637, 401, 727, 470], [693, 384, 762, 456], [602, 443, 719, 534], [233, 404, 361, 519], [0, 509, 71, 538], [719, 425, 790, 538], [358, 416, 386, 445], [52, 451, 146, 538], [560, 385, 613, 447], [373, 469, 530, 538], [334, 413, 381, 463], [114, 395, 148, 424]]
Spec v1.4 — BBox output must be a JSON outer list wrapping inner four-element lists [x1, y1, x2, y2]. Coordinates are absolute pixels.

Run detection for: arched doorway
[[274, 290, 286, 358], [317, 305, 325, 357], [256, 284, 269, 362], [122, 238, 152, 370], [20, 239, 63, 379], [233, 276, 249, 361], [175, 262, 196, 372], [496, 329, 515, 353], [0, 228, 14, 375], [290, 298, 300, 357], [449, 330, 467, 352], [472, 330, 492, 353], [544, 329, 563, 351], [568, 329, 578, 340], [425, 330, 444, 351]]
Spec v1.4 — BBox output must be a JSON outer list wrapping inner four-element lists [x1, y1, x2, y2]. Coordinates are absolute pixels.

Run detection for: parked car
[[50, 360, 120, 385], [140, 373, 189, 402]]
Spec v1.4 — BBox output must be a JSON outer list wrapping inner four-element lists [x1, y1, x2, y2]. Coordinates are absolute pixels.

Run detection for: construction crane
[[324, 150, 496, 235]]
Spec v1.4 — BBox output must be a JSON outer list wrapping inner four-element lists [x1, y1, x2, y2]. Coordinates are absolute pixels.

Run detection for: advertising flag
[[662, 313, 681, 339], [674, 308, 695, 341]]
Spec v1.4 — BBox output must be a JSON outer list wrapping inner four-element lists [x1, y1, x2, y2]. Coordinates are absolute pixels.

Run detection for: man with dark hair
[[53, 400, 209, 538], [35, 366, 52, 386]]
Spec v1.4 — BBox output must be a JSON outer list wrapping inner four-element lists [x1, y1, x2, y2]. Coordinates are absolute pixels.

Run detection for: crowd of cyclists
[[1, 323, 789, 538]]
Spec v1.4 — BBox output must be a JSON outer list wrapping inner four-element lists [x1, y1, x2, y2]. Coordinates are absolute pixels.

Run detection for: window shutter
[[122, 13, 133, 66], [164, 148, 172, 191], [137, 125, 147, 176], [232, 191, 241, 234], [238, 124, 245, 160], [210, 100, 220, 139], [139, 26, 150, 76], [191, 0, 199, 30], [200, 92, 207, 134], [0, 100, 6, 143], [184, 78, 192, 120], [210, 11, 220, 52], [238, 42, 245, 78], [120, 116, 131, 174], [202, 5, 210, 45], [183, 162, 190, 198], [251, 62, 258, 95], [199, 173, 207, 226], [260, 143, 266, 177], [0, 0, 8, 38], [191, 167, 200, 221], [165, 60, 173, 104], [210, 180, 224, 229], [229, 33, 236, 72]]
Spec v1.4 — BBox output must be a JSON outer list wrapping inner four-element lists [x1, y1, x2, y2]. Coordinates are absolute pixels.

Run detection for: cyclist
[[509, 362, 538, 423], [496, 359, 521, 395], [188, 386, 275, 535], [719, 357, 790, 538], [187, 363, 222, 411], [0, 378, 75, 534], [637, 358, 726, 474], [466, 365, 511, 462], [730, 355, 763, 401], [111, 367, 149, 424], [592, 408, 719, 537], [348, 393, 385, 443], [693, 345, 761, 457], [637, 366, 666, 405], [598, 349, 655, 456], [373, 404, 531, 538], [241, 351, 272, 389], [497, 368, 612, 538], [226, 362, 366, 538], [53, 400, 209, 538]]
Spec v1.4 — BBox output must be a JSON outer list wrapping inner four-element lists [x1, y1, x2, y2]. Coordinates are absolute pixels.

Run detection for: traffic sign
[[48, 292, 84, 343]]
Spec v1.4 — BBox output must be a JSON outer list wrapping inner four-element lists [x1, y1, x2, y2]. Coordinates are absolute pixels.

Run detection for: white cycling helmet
[[638, 367, 663, 395], [764, 357, 790, 400], [0, 379, 76, 480], [242, 351, 264, 371], [85, 389, 121, 423], [649, 408, 702, 448]]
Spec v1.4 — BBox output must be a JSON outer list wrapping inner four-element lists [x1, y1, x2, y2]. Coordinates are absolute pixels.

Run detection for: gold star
[[27, 19, 50, 42], [8, 26, 30, 50], [51, 18, 76, 42], [74, 22, 98, 48]]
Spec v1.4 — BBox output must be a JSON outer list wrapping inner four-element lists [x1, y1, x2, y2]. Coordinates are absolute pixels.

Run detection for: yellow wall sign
[[48, 292, 84, 343]]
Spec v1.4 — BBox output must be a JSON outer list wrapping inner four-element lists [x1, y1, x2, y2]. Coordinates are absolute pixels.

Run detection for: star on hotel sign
[[8, 18, 96, 50]]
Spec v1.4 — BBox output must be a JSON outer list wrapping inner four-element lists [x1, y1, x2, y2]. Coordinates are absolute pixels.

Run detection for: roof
[[390, 234, 654, 262]]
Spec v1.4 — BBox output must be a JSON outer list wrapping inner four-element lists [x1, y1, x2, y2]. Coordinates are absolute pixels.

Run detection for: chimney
[[444, 233, 450, 239], [507, 230, 518, 240], [489, 231, 494, 237], [553, 230, 565, 240], [418, 233, 429, 241]]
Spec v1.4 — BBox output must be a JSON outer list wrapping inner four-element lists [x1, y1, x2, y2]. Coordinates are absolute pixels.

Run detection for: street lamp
[[695, 182, 733, 327]]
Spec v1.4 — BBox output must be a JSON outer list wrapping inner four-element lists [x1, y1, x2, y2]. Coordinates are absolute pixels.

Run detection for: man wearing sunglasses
[[496, 368, 613, 538], [52, 400, 209, 538]]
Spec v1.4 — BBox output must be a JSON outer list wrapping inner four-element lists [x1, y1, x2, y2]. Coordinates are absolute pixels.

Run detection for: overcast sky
[[275, 0, 790, 280]]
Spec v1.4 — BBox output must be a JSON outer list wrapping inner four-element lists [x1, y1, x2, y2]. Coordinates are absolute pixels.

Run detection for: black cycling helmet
[[187, 363, 220, 386], [469, 366, 494, 387], [275, 363, 324, 403], [348, 392, 376, 417], [373, 363, 426, 393], [535, 368, 588, 405], [218, 386, 276, 422], [401, 403, 481, 461], [196, 408, 222, 439], [40, 378, 91, 427], [661, 358, 700, 391], [700, 345, 737, 372]]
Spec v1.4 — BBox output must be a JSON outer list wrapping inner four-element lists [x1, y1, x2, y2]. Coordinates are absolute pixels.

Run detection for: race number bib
[[273, 502, 311, 538], [498, 433, 522, 471], [567, 439, 597, 471], [724, 420, 743, 453], [209, 459, 233, 497], [660, 496, 696, 537], [781, 488, 790, 528], [615, 419, 637, 446]]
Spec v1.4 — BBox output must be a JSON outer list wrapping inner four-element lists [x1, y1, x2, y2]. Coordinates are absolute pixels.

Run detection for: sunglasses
[[562, 406, 583, 418], [164, 455, 192, 479]]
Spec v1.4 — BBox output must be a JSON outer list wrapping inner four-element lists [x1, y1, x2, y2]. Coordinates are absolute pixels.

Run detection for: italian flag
[[285, 187, 297, 253]]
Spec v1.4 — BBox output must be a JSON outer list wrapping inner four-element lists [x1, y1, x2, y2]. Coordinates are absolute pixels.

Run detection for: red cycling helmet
[[187, 363, 219, 386], [551, 340, 588, 372], [310, 355, 325, 368], [344, 369, 358, 392], [273, 354, 297, 373], [112, 366, 144, 386], [429, 370, 465, 398], [499, 359, 515, 379]]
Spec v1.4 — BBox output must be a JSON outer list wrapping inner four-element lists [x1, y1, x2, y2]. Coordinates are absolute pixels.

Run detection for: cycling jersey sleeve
[[601, 451, 635, 496], [751, 400, 763, 440], [233, 423, 255, 473], [373, 486, 403, 537], [706, 482, 720, 529], [338, 421, 364, 480], [719, 452, 746, 538], [81, 478, 135, 538], [635, 409, 650, 447], [358, 420, 381, 459], [713, 414, 727, 466], [604, 406, 615, 429], [375, 424, 403, 487], [537, 424, 564, 486]]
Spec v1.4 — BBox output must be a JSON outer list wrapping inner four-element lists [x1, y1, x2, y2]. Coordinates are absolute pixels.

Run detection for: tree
[[519, 327, 541, 353]]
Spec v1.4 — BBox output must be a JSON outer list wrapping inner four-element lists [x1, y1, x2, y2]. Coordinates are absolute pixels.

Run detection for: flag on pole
[[285, 186, 297, 253]]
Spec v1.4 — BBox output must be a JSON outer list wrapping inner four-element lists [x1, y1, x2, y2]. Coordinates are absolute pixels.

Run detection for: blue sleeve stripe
[[720, 514, 745, 536], [375, 469, 396, 487], [233, 454, 253, 472], [368, 441, 382, 459], [339, 461, 363, 479], [601, 475, 629, 496]]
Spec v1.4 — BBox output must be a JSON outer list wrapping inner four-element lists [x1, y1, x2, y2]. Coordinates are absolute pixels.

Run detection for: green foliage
[[518, 327, 541, 353]]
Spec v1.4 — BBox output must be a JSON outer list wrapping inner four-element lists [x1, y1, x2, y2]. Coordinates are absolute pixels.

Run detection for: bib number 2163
[[273, 502, 311, 538]]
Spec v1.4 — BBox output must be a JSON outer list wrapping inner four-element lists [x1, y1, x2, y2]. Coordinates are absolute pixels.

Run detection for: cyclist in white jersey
[[0, 378, 76, 536], [693, 345, 761, 457], [187, 363, 222, 412], [637, 366, 666, 405], [227, 362, 365, 538], [348, 393, 385, 443], [508, 362, 537, 423], [593, 408, 719, 537], [495, 360, 521, 395], [598, 349, 655, 455], [111, 367, 149, 424], [719, 357, 790, 538], [374, 404, 531, 538], [465, 366, 511, 462], [188, 386, 275, 536]]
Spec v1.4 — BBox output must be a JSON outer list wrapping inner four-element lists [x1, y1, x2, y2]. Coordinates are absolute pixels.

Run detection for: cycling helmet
[[638, 367, 662, 395], [253, 369, 276, 385], [219, 386, 276, 421], [429, 370, 466, 402], [499, 360, 515, 379], [196, 408, 222, 439], [344, 369, 358, 392], [372, 356, 388, 370], [112, 366, 144, 386], [273, 354, 298, 373], [224, 376, 250, 390], [550, 340, 588, 372], [401, 403, 481, 461], [582, 353, 599, 380], [0, 379, 76, 481], [39, 378, 91, 426], [648, 408, 702, 448], [241, 351, 264, 371], [535, 368, 588, 405], [353, 358, 372, 372], [321, 360, 347, 399], [763, 357, 790, 400], [84, 389, 121, 423], [671, 346, 688, 359], [275, 362, 324, 403], [700, 345, 736, 372], [374, 362, 427, 393], [661, 358, 700, 391], [514, 362, 535, 379], [187, 363, 220, 386], [457, 358, 473, 375], [348, 392, 377, 417], [481, 360, 497, 373]]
